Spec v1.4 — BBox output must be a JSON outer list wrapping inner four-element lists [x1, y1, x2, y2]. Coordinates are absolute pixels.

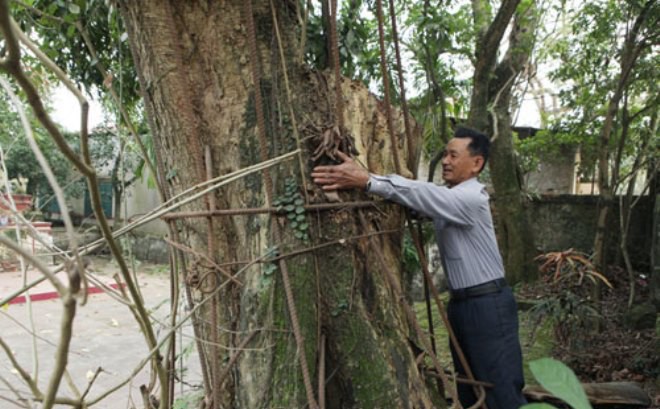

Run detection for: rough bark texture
[[119, 1, 439, 407], [468, 0, 538, 283]]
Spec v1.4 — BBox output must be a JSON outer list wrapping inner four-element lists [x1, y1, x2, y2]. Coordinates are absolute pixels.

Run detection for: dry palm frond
[[535, 249, 613, 288]]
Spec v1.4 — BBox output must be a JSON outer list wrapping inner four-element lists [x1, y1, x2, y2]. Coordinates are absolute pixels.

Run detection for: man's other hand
[[311, 151, 370, 191]]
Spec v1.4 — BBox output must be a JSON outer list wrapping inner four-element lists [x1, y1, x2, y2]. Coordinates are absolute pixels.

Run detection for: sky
[[50, 85, 105, 132]]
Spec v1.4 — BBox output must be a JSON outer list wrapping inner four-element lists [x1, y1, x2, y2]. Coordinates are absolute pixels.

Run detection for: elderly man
[[311, 127, 527, 408]]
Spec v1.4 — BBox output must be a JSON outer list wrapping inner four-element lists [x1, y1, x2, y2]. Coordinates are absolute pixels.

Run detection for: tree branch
[[0, 150, 300, 309], [0, 337, 42, 399], [475, 0, 521, 70]]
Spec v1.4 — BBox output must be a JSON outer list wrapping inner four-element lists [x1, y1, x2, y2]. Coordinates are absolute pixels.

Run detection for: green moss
[[269, 255, 319, 407], [319, 246, 406, 407]]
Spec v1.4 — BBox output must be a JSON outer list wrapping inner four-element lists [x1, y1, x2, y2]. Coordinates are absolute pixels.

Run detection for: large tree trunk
[[119, 1, 438, 408], [467, 0, 538, 283]]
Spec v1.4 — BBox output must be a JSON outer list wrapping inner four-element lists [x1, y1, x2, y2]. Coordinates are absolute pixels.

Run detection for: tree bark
[[119, 1, 439, 407], [467, 0, 538, 283]]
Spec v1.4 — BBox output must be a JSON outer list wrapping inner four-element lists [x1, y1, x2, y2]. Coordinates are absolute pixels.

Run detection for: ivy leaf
[[165, 168, 178, 181], [263, 263, 277, 276]]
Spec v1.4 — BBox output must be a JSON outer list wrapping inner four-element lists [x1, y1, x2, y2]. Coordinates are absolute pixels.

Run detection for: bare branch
[[0, 374, 30, 408], [0, 337, 42, 398], [0, 0, 21, 69]]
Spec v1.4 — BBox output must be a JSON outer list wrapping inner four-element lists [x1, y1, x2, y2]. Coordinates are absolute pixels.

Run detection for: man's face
[[441, 137, 484, 187]]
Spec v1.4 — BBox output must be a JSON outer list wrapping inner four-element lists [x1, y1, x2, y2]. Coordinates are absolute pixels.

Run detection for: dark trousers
[[447, 286, 527, 409]]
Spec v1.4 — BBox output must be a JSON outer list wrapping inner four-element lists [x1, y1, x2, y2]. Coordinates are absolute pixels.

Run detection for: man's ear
[[473, 155, 485, 173]]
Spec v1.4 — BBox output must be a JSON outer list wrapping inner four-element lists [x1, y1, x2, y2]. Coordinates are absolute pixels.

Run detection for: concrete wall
[[524, 145, 577, 194], [527, 194, 654, 270], [123, 174, 168, 236]]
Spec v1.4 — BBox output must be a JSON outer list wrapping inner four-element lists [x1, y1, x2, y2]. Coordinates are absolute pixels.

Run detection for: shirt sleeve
[[367, 174, 476, 226]]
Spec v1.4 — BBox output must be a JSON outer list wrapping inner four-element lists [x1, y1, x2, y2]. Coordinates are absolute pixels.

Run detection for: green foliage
[[542, 0, 659, 190], [529, 290, 601, 350], [274, 178, 309, 242], [515, 128, 595, 178], [401, 222, 434, 277], [305, 0, 380, 84], [403, 0, 473, 161], [258, 246, 280, 290], [523, 358, 592, 409], [0, 93, 83, 202], [11, 0, 141, 108]]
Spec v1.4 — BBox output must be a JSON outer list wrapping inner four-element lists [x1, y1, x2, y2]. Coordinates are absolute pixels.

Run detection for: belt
[[450, 278, 508, 301]]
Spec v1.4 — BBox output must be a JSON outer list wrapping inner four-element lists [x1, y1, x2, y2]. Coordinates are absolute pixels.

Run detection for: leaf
[[529, 358, 592, 409], [521, 404, 558, 409], [120, 32, 129, 42], [165, 168, 177, 180], [69, 3, 81, 14], [263, 263, 277, 276]]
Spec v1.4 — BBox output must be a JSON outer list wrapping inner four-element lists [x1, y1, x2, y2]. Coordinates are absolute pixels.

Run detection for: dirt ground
[[0, 256, 202, 409]]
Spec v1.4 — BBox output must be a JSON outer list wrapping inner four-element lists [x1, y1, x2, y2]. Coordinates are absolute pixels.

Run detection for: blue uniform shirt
[[367, 175, 505, 290]]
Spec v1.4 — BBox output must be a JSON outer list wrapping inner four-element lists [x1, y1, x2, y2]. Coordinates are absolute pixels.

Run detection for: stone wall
[[527, 194, 654, 270]]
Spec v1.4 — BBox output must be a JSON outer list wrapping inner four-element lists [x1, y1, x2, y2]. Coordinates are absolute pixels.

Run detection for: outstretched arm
[[311, 151, 370, 191]]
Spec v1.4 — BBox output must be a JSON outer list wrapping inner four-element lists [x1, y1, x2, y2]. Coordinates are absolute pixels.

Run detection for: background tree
[[544, 0, 659, 298], [466, 0, 540, 283], [0, 93, 82, 205]]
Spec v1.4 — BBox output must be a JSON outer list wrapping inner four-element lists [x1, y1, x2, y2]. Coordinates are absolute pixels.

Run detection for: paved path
[[0, 258, 202, 408]]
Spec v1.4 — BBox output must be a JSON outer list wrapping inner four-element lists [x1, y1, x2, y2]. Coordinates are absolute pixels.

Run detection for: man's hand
[[311, 151, 370, 191]]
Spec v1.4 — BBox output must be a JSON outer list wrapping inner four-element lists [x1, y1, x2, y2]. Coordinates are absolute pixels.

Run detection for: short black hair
[[454, 126, 490, 172]]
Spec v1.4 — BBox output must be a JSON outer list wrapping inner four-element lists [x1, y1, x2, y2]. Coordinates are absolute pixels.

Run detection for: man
[[311, 127, 527, 408]]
